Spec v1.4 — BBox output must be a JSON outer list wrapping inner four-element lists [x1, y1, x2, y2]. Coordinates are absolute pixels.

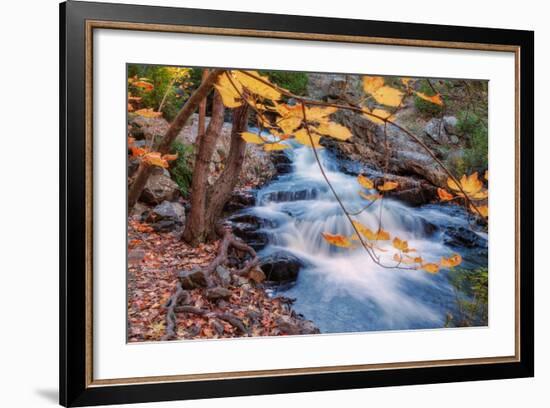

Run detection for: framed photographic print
[[60, 0, 534, 406]]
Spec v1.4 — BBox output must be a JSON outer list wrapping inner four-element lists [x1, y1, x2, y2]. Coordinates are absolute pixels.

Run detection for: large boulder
[[141, 170, 180, 205], [146, 200, 186, 232], [259, 251, 304, 283]]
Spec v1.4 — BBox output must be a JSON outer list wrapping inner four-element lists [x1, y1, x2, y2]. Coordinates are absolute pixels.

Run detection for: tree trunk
[[182, 91, 225, 245], [128, 69, 224, 209], [204, 103, 250, 241], [197, 69, 209, 140]]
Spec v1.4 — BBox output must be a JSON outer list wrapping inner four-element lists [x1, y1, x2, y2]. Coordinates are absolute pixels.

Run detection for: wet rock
[[227, 213, 275, 251], [260, 251, 304, 283], [223, 190, 256, 213], [275, 315, 320, 335], [141, 172, 180, 205], [425, 118, 450, 144], [146, 201, 186, 232], [178, 267, 208, 289], [443, 225, 487, 249], [385, 184, 438, 207], [270, 151, 293, 174], [206, 287, 233, 301]]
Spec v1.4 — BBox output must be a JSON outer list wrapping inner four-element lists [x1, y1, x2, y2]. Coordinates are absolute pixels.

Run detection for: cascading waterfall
[[239, 142, 487, 333]]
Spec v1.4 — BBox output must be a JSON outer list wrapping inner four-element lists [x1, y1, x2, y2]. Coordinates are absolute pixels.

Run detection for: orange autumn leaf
[[441, 253, 462, 269], [357, 174, 374, 189], [378, 181, 399, 191], [422, 263, 440, 274], [133, 81, 154, 91], [162, 153, 178, 162], [447, 172, 483, 196], [142, 152, 169, 168], [437, 188, 454, 201], [128, 103, 134, 112], [415, 91, 444, 106], [130, 146, 148, 158], [375, 228, 391, 241], [321, 232, 353, 248], [352, 222, 390, 241], [392, 237, 410, 252]]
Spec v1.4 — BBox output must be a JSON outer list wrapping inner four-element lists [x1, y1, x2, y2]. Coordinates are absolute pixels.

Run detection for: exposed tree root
[[162, 225, 258, 340]]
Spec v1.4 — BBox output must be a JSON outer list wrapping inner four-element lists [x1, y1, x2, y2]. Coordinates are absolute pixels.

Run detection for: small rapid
[[238, 142, 487, 333]]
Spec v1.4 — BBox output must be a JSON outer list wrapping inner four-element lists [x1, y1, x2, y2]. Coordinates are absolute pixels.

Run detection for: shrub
[[455, 111, 488, 173], [447, 267, 488, 327], [262, 71, 309, 95], [414, 81, 444, 116], [169, 142, 195, 196]]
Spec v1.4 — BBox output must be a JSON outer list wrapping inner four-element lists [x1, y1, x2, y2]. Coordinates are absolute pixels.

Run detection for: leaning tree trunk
[[127, 69, 224, 210], [182, 91, 225, 245], [204, 103, 250, 241]]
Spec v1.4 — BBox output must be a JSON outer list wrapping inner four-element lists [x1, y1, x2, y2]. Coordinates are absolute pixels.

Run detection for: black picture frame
[[60, 1, 534, 406]]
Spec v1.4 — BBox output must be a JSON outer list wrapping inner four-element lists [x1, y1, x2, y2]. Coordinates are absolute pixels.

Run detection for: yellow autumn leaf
[[401, 78, 412, 87], [359, 191, 382, 201], [376, 228, 391, 241], [214, 73, 243, 108], [447, 172, 483, 195], [415, 91, 444, 106], [378, 181, 399, 191], [484, 170, 489, 181], [314, 121, 352, 141], [306, 106, 338, 120], [357, 174, 374, 189], [362, 76, 385, 94], [142, 152, 169, 168], [241, 132, 266, 144], [422, 263, 440, 274], [392, 237, 409, 252], [437, 188, 454, 201], [322, 232, 353, 248], [372, 86, 404, 107], [134, 108, 162, 118], [278, 116, 302, 134], [233, 70, 281, 100], [362, 107, 394, 125], [353, 221, 391, 241], [264, 143, 289, 151], [441, 254, 462, 269], [470, 204, 489, 218], [294, 128, 323, 148]]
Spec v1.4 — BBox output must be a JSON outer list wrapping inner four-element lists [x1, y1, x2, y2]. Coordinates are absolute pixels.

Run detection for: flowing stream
[[237, 142, 487, 333]]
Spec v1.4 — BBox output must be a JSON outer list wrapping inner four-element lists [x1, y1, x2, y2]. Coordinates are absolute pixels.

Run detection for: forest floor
[[127, 219, 318, 342]]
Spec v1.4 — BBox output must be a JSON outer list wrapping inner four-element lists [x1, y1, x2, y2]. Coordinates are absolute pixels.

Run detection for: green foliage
[[414, 81, 444, 116], [446, 267, 488, 327], [169, 142, 195, 196], [455, 111, 488, 174], [127, 64, 193, 121], [261, 71, 309, 95]]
